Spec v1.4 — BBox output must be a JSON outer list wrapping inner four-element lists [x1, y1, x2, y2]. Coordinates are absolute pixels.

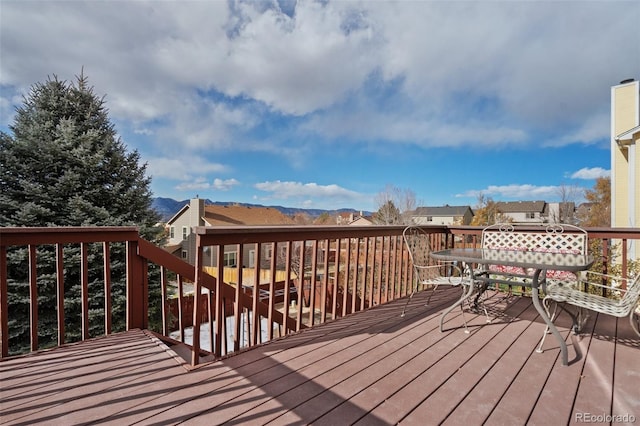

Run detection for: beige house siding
[[411, 206, 473, 226], [166, 199, 205, 264], [166, 199, 295, 266], [611, 79, 639, 260]]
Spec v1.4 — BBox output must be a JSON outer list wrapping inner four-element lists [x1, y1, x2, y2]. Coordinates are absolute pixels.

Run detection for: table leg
[[531, 269, 568, 366]]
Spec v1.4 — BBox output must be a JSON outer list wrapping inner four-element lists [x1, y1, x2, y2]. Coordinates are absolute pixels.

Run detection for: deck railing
[[1, 225, 639, 366]]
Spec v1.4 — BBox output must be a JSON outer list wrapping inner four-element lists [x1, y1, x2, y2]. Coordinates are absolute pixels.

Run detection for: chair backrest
[[481, 223, 588, 254], [403, 226, 433, 268], [481, 223, 588, 280], [403, 225, 453, 284]]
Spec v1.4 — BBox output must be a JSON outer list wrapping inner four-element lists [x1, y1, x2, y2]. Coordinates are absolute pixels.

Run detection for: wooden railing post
[[126, 239, 146, 330]]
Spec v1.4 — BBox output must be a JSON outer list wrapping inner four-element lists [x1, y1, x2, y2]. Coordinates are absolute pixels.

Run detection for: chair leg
[[401, 284, 438, 318], [630, 310, 640, 338], [440, 284, 474, 334], [400, 290, 415, 318]]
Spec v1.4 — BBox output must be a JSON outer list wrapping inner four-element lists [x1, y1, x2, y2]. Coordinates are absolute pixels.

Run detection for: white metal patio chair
[[536, 271, 640, 353], [402, 226, 475, 333]]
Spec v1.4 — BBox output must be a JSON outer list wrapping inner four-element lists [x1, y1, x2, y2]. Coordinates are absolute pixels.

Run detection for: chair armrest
[[580, 271, 634, 290], [558, 271, 635, 298]]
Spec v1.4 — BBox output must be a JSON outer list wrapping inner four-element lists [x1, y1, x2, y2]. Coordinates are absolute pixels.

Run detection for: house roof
[[166, 203, 190, 225], [413, 205, 472, 216], [203, 204, 295, 226], [163, 243, 182, 254], [495, 201, 546, 213], [616, 125, 640, 144]]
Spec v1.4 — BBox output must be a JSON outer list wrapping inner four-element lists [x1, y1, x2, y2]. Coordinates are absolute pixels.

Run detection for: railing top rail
[[193, 225, 447, 245], [0, 226, 139, 246]]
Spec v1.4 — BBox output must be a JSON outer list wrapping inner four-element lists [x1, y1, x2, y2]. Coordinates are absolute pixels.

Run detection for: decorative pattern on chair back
[[403, 226, 441, 282], [481, 223, 588, 281]]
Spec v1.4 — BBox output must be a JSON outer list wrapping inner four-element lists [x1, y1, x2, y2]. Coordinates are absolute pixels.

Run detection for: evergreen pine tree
[[0, 73, 163, 353]]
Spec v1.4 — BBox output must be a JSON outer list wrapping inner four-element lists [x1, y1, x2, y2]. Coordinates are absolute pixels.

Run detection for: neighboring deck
[[1, 287, 638, 426]]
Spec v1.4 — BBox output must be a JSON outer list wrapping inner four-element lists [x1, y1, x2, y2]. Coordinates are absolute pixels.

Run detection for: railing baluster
[[267, 242, 277, 340], [252, 243, 261, 346], [330, 239, 339, 320], [320, 239, 329, 323], [363, 237, 370, 310], [56, 244, 65, 346], [296, 241, 305, 330], [384, 236, 392, 304], [29, 244, 38, 351], [103, 242, 111, 335], [367, 237, 378, 307], [177, 274, 184, 342], [308, 240, 318, 326], [233, 244, 243, 352], [375, 237, 383, 306], [283, 241, 292, 334], [0, 245, 8, 358], [160, 266, 167, 336], [215, 244, 224, 357], [207, 287, 214, 354], [341, 238, 349, 316], [351, 238, 359, 313]]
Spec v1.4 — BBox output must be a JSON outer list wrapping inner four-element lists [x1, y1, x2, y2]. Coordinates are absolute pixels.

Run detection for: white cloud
[[458, 184, 561, 200], [3, 1, 635, 154], [212, 178, 241, 191], [175, 178, 212, 192], [147, 156, 229, 181], [175, 177, 241, 192], [570, 167, 610, 180], [255, 180, 361, 200]]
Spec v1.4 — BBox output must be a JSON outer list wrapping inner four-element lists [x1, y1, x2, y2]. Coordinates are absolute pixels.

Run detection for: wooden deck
[[1, 287, 638, 425]]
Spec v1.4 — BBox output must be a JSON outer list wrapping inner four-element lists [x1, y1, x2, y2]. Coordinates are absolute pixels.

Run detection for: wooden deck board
[[612, 316, 640, 420], [572, 312, 617, 424], [1, 287, 638, 426]]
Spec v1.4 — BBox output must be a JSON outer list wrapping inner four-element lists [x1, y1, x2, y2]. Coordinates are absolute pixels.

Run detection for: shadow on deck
[[1, 287, 638, 425]]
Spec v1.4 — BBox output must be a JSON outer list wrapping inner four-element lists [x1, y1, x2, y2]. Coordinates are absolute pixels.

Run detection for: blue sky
[[1, 0, 638, 213]]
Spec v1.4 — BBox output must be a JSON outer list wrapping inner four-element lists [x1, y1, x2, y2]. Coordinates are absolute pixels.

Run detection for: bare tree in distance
[[470, 193, 506, 226], [374, 184, 417, 225], [552, 184, 581, 224]]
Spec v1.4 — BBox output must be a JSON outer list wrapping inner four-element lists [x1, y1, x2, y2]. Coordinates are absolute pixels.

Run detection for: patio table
[[431, 247, 594, 366]]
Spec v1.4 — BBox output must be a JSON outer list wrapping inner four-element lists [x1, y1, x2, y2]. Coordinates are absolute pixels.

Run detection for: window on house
[[181, 250, 187, 259], [182, 226, 188, 240], [224, 252, 237, 267], [526, 213, 536, 219], [426, 216, 433, 222], [249, 250, 255, 268], [265, 244, 273, 261], [170, 226, 175, 239]]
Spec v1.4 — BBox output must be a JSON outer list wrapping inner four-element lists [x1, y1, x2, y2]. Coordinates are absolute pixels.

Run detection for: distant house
[[544, 202, 576, 224], [411, 205, 474, 226], [495, 201, 546, 224], [336, 211, 373, 226], [166, 198, 295, 266], [349, 216, 374, 226]]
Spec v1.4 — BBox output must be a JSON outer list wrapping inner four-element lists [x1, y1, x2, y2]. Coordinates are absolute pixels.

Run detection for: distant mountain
[[152, 197, 190, 221], [152, 197, 371, 222]]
